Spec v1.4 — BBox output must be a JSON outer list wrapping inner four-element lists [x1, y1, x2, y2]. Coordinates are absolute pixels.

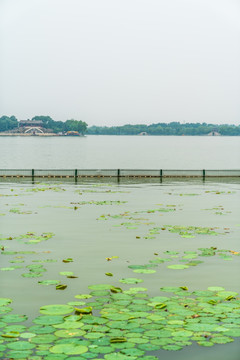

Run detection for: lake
[[0, 178, 240, 359], [0, 135, 240, 359], [0, 135, 239, 169]]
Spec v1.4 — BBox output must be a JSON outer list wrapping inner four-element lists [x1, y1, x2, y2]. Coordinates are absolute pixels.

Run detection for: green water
[[0, 178, 240, 359]]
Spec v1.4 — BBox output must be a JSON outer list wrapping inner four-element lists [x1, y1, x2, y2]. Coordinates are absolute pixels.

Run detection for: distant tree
[[64, 119, 88, 134], [0, 115, 18, 131], [31, 116, 54, 126], [87, 122, 240, 136]]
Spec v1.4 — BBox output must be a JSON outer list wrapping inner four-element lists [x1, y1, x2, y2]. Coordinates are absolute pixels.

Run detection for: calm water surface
[[0, 179, 240, 360], [0, 135, 239, 169]]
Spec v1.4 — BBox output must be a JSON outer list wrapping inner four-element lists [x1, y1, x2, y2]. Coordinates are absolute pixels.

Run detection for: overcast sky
[[0, 0, 239, 126]]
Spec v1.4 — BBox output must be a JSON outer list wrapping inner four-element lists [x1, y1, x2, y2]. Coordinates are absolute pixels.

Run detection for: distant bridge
[[24, 127, 44, 134]]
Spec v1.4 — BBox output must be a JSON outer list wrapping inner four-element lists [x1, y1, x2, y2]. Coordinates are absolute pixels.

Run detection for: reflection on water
[[0, 135, 239, 169]]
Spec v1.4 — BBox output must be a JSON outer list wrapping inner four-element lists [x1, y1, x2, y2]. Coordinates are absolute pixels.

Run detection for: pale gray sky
[[0, 0, 239, 126]]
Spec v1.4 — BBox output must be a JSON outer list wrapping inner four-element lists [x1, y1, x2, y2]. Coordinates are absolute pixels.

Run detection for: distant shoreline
[[0, 133, 239, 137]]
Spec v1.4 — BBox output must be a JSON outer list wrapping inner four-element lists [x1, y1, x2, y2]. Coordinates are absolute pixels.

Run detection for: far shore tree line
[[0, 115, 240, 135]]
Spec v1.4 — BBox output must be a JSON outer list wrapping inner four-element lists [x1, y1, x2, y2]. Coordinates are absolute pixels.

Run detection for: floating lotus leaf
[[133, 269, 156, 274], [39, 352, 67, 359], [1, 331, 20, 338], [81, 316, 108, 325], [89, 345, 113, 354], [167, 264, 189, 270], [56, 284, 68, 290], [138, 343, 160, 351], [85, 332, 104, 339], [197, 341, 214, 347], [160, 287, 183, 293], [104, 353, 137, 360], [208, 287, 225, 292], [182, 254, 198, 259], [28, 325, 55, 334], [75, 294, 92, 299], [33, 315, 64, 325], [90, 290, 110, 296], [75, 306, 92, 314], [40, 305, 74, 315], [119, 278, 143, 284], [103, 313, 132, 321], [38, 280, 61, 286], [5, 350, 33, 358], [171, 330, 193, 337], [185, 323, 219, 332], [0, 298, 12, 306], [211, 336, 234, 344], [111, 293, 132, 300], [105, 273, 113, 276], [121, 348, 145, 356], [49, 344, 88, 355], [217, 291, 238, 298], [62, 258, 73, 263], [22, 272, 43, 278], [186, 260, 203, 266], [128, 337, 149, 344], [6, 340, 36, 350], [53, 322, 84, 329], [128, 265, 147, 269], [149, 296, 169, 302], [54, 329, 86, 338], [0, 306, 12, 314], [31, 334, 57, 343], [151, 338, 172, 345], [19, 332, 36, 339], [223, 328, 240, 337], [88, 284, 112, 290], [1, 314, 27, 323], [144, 329, 172, 338], [110, 286, 123, 293], [1, 251, 18, 255], [67, 301, 86, 306]]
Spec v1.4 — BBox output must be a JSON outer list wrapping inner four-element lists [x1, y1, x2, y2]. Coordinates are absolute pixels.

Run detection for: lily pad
[[133, 269, 156, 274], [38, 280, 61, 286], [119, 278, 143, 284], [167, 264, 189, 270], [50, 344, 88, 354], [40, 305, 74, 315], [7, 341, 36, 350]]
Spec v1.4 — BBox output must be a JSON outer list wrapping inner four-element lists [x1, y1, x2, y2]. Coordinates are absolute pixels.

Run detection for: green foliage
[[1, 115, 240, 135], [0, 115, 18, 131], [0, 115, 88, 134], [87, 122, 240, 136]]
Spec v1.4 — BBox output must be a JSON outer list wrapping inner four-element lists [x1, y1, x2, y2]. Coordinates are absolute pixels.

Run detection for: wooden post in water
[[203, 169, 205, 180], [160, 169, 163, 183]]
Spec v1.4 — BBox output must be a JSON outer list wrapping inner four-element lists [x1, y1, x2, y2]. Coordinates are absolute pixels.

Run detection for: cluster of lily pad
[[0, 232, 54, 245], [9, 208, 33, 215], [26, 186, 66, 193], [97, 206, 177, 222], [70, 201, 127, 206], [0, 181, 239, 359], [0, 284, 240, 359], [127, 247, 240, 273], [157, 225, 224, 238]]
